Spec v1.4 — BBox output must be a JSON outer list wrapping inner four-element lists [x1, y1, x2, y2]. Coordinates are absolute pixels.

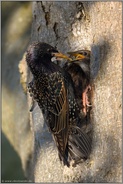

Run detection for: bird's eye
[[82, 52, 88, 56]]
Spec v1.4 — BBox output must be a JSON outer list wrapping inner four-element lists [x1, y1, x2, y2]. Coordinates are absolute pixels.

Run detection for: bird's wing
[[46, 72, 69, 155]]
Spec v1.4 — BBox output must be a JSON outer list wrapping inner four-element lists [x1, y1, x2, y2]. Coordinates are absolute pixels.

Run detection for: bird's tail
[[68, 126, 92, 163], [53, 126, 91, 167]]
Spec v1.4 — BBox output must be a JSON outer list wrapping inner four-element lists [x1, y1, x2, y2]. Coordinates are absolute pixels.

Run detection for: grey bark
[[20, 1, 122, 182]]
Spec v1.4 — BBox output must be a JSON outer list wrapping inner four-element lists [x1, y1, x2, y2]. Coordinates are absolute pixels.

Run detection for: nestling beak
[[52, 52, 72, 61], [67, 52, 86, 61]]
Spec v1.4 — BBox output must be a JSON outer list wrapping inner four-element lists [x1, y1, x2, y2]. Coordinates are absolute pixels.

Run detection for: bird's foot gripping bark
[[82, 85, 92, 115]]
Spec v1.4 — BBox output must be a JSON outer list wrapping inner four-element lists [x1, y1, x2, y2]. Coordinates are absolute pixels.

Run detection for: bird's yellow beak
[[52, 52, 72, 61], [67, 52, 86, 60]]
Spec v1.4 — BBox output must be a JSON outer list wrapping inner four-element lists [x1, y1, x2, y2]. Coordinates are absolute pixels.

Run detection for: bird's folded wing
[[46, 72, 69, 152]]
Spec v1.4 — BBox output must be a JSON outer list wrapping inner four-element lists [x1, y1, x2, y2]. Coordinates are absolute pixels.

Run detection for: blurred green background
[[2, 2, 32, 181], [1, 132, 25, 181]]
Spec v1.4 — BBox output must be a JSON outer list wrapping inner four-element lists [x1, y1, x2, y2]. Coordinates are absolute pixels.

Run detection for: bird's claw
[[86, 103, 92, 107], [82, 85, 92, 115]]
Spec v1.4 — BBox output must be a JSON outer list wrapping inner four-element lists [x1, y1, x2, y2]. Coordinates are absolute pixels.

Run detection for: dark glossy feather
[[26, 42, 91, 166]]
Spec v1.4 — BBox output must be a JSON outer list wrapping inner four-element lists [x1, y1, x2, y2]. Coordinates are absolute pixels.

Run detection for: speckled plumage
[[26, 42, 91, 166]]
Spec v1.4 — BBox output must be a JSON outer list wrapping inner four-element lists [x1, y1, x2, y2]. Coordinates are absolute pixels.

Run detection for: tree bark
[[23, 1, 122, 182]]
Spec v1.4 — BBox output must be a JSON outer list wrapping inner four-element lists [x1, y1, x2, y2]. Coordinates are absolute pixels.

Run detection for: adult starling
[[63, 50, 91, 115], [26, 42, 91, 166]]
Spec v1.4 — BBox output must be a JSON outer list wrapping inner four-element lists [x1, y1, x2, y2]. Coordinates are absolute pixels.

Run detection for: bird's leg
[[82, 85, 92, 115]]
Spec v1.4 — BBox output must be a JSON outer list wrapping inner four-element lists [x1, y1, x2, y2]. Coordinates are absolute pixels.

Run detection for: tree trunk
[[22, 1, 122, 182]]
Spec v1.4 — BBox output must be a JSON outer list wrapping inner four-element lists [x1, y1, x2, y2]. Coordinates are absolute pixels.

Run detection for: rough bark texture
[[19, 1, 122, 182]]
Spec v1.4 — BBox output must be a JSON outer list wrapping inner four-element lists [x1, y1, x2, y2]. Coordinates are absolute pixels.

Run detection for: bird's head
[[26, 42, 58, 66], [67, 50, 91, 61], [26, 42, 70, 73], [66, 50, 91, 73]]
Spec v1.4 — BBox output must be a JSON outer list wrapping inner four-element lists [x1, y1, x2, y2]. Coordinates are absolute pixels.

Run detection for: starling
[[26, 42, 91, 166], [63, 50, 91, 115]]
